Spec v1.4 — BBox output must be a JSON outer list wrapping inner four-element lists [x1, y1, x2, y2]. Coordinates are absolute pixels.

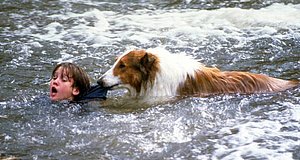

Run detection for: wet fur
[[177, 67, 298, 96], [98, 48, 299, 98]]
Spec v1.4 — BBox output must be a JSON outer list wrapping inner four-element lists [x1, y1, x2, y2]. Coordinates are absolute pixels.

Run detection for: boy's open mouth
[[51, 87, 58, 93]]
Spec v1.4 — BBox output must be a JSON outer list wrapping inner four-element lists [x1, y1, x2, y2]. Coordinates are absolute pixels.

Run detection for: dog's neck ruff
[[138, 48, 203, 97]]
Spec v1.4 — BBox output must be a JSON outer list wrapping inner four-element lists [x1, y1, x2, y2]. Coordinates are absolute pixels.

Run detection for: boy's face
[[49, 66, 79, 101]]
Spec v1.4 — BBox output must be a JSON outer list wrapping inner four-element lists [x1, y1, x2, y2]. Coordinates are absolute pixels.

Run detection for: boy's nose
[[52, 78, 59, 85]]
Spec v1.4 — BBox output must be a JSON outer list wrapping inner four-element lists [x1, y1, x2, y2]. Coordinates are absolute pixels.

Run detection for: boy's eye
[[62, 75, 69, 82], [52, 74, 58, 80]]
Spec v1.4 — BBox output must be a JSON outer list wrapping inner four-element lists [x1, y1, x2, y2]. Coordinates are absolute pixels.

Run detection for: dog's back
[[177, 66, 299, 96]]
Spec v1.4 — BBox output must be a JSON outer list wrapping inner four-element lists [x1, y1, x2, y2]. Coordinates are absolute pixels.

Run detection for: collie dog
[[98, 48, 298, 98]]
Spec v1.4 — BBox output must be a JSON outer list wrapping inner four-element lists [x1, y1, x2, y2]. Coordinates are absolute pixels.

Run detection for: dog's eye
[[119, 63, 126, 69]]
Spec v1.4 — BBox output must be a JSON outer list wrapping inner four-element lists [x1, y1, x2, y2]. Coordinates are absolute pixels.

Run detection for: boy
[[50, 62, 107, 102]]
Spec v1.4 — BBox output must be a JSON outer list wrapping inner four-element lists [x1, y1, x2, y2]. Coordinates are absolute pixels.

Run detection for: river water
[[1, 0, 300, 159]]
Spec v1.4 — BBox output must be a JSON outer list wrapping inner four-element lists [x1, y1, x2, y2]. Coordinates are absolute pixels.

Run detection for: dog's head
[[98, 49, 159, 95]]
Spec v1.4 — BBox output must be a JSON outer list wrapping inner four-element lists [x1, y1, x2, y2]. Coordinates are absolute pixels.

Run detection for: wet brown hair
[[51, 62, 90, 101]]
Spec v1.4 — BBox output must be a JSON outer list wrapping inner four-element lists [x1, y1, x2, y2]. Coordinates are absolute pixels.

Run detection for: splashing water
[[0, 1, 299, 159]]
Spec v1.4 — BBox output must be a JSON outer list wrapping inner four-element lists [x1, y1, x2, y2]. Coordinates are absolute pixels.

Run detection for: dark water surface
[[1, 0, 300, 159]]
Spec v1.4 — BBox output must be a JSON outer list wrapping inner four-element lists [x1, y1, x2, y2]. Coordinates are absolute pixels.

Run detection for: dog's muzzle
[[97, 76, 120, 89]]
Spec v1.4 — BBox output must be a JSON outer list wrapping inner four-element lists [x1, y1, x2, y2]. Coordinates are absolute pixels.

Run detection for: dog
[[98, 48, 299, 99]]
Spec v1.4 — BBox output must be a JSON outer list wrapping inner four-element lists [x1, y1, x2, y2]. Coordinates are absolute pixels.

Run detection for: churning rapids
[[1, 0, 300, 159]]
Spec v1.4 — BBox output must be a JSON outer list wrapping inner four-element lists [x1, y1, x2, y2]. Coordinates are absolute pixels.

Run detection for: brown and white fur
[[98, 48, 299, 99]]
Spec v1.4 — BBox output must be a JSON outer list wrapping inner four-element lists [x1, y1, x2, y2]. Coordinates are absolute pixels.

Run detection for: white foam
[[291, 106, 300, 122], [153, 117, 192, 143], [30, 9, 111, 46], [18, 3, 300, 49], [212, 118, 300, 159], [280, 102, 300, 122]]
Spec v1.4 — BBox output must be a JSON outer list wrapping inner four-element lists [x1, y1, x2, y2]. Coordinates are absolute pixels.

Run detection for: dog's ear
[[140, 52, 156, 69], [139, 52, 156, 79]]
